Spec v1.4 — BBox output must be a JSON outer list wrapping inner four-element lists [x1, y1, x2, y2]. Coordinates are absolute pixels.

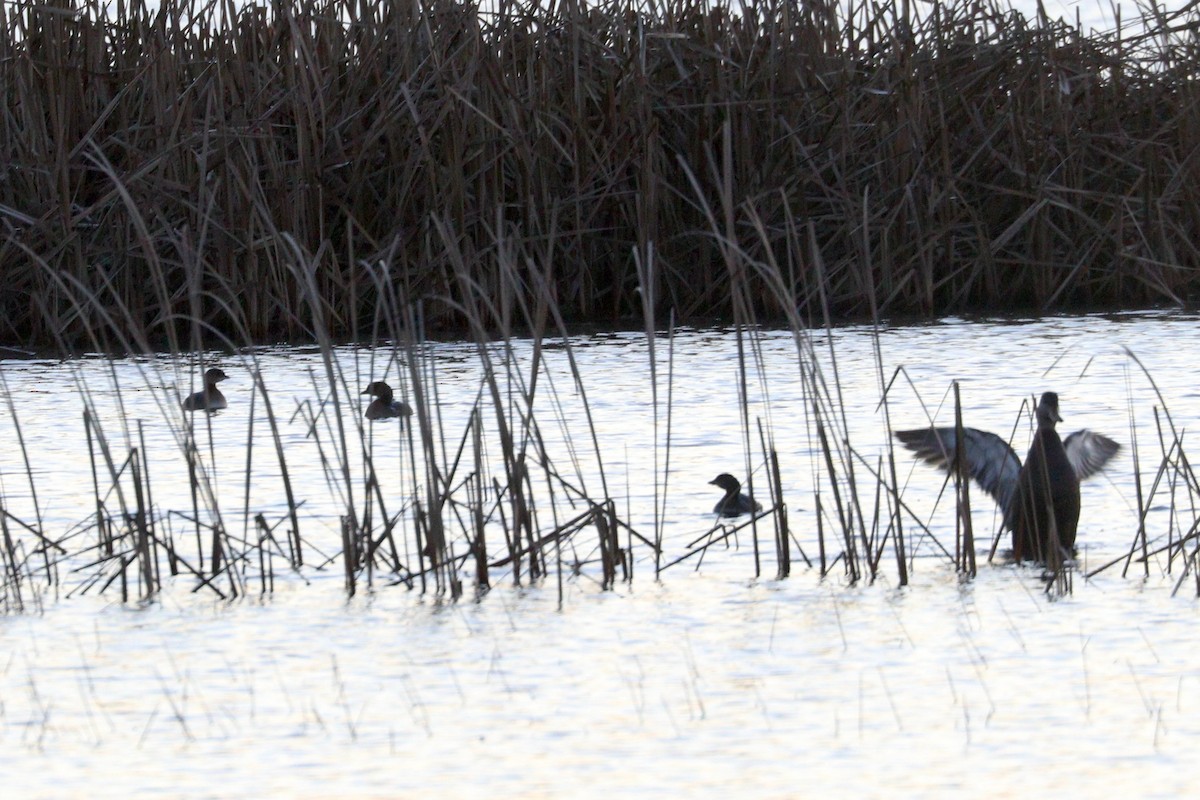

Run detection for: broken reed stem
[[1148, 407, 1167, 576], [130, 448, 155, 598], [471, 407, 489, 591], [766, 439, 790, 580], [342, 516, 357, 596], [597, 501, 619, 590], [953, 381, 976, 578], [138, 420, 171, 580], [734, 326, 761, 579], [83, 410, 112, 557], [184, 428, 204, 573], [267, 381, 304, 567], [662, 510, 771, 572], [0, 500, 24, 613], [814, 407, 857, 582]]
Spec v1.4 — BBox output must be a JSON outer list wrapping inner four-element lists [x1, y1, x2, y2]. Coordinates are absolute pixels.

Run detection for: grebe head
[[362, 381, 394, 401], [708, 473, 742, 494]]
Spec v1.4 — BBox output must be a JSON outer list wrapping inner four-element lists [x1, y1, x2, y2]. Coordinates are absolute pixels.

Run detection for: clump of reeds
[[1084, 349, 1200, 597], [0, 0, 1196, 350]]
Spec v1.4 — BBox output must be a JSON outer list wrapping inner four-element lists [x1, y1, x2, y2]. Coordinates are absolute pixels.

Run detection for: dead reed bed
[[0, 0, 1196, 348]]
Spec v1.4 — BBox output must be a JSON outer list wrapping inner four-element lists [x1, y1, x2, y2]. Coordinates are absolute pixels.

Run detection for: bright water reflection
[[2, 311, 1200, 797]]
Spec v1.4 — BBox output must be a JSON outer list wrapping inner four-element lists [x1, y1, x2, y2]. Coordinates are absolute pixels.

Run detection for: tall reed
[[0, 0, 1195, 350]]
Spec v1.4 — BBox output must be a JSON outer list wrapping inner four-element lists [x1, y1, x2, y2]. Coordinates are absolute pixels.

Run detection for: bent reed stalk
[[0, 0, 1196, 348]]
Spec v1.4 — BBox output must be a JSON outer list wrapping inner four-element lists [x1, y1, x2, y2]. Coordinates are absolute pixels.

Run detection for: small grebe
[[363, 381, 413, 422], [182, 367, 228, 413], [709, 473, 761, 517]]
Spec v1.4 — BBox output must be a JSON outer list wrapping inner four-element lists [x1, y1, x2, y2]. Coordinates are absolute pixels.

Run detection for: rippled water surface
[[3, 312, 1200, 797]]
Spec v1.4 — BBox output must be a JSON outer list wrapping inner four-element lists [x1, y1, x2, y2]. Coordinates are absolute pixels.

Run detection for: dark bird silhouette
[[709, 473, 762, 517], [182, 368, 228, 413], [894, 392, 1119, 563], [363, 381, 413, 422]]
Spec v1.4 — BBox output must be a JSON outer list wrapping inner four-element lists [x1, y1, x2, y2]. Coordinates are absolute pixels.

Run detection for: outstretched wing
[[894, 427, 1022, 517], [1062, 429, 1120, 481]]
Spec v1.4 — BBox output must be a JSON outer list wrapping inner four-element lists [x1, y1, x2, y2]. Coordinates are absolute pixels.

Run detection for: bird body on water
[[894, 392, 1119, 563], [709, 473, 762, 517], [182, 368, 228, 413]]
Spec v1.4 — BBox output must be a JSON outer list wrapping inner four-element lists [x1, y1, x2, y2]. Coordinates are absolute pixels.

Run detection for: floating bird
[[894, 391, 1119, 563], [363, 381, 413, 422], [709, 473, 762, 517], [182, 367, 228, 413]]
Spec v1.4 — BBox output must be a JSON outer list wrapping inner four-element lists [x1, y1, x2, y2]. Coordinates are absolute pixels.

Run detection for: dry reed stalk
[[470, 406, 489, 591], [952, 382, 977, 577], [0, 501, 25, 612], [129, 448, 155, 597], [634, 244, 670, 577], [765, 437, 790, 578]]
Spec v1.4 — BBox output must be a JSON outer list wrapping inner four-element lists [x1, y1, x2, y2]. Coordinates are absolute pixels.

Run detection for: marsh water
[[2, 312, 1200, 797]]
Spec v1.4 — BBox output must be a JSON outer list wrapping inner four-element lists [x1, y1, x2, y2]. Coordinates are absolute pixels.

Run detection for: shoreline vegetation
[[0, 0, 1196, 348], [0, 0, 1196, 609]]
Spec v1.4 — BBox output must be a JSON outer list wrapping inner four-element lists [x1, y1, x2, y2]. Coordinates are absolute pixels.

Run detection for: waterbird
[[363, 381, 413, 422], [709, 473, 762, 517], [182, 367, 228, 413], [894, 391, 1119, 563]]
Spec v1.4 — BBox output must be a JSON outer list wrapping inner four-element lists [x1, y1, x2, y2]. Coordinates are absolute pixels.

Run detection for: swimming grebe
[[709, 473, 762, 517], [182, 367, 228, 413], [363, 381, 413, 421], [894, 391, 1119, 563]]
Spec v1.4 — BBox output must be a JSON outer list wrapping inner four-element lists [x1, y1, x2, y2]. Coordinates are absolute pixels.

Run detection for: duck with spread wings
[[894, 392, 1119, 563]]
